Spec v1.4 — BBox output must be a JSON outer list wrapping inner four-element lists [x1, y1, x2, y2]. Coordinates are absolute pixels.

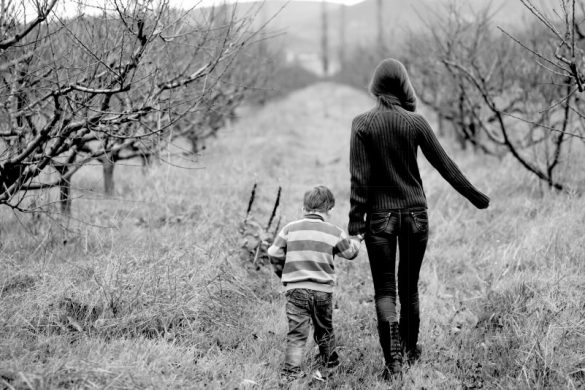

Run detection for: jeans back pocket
[[368, 213, 391, 234], [411, 210, 428, 233]]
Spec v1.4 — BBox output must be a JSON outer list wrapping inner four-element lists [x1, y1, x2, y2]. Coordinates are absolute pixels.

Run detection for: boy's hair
[[303, 185, 335, 212]]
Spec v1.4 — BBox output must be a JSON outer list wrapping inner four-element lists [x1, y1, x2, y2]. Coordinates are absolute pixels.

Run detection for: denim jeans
[[364, 208, 428, 348], [284, 288, 336, 370]]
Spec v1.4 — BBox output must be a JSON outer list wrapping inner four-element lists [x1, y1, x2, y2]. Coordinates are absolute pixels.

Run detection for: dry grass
[[1, 82, 584, 389]]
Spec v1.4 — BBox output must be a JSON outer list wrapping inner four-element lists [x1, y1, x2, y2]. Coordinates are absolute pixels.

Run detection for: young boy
[[267, 185, 363, 381]]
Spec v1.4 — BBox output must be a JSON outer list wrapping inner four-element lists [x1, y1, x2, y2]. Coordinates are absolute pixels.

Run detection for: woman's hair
[[369, 58, 417, 112], [303, 185, 335, 212], [377, 94, 401, 108]]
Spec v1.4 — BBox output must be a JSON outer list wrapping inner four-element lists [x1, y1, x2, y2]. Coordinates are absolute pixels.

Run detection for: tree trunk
[[457, 90, 467, 150], [321, 0, 329, 76], [437, 113, 445, 137], [103, 158, 115, 196], [469, 122, 478, 153], [338, 4, 346, 66], [59, 178, 71, 215], [377, 0, 384, 53], [189, 134, 200, 154], [140, 154, 151, 175], [455, 127, 467, 150], [259, 2, 268, 58]]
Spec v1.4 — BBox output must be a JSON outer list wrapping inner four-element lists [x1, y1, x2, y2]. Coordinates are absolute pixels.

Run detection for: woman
[[348, 58, 490, 379]]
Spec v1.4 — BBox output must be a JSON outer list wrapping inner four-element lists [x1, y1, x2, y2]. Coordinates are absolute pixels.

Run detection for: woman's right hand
[[473, 194, 490, 209]]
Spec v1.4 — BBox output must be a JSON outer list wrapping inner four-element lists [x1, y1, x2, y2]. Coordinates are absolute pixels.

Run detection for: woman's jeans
[[284, 288, 336, 371], [365, 208, 428, 349]]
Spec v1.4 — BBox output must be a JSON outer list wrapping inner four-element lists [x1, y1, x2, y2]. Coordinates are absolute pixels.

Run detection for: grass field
[[1, 82, 584, 389]]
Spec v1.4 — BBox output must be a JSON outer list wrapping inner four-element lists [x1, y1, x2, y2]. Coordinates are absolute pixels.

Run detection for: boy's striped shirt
[[267, 214, 360, 293]]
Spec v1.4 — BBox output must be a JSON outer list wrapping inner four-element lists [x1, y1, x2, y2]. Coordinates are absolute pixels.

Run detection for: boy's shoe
[[279, 368, 306, 384], [311, 369, 326, 382]]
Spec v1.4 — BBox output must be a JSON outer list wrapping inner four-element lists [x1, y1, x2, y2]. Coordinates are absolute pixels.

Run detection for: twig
[[501, 111, 585, 140], [497, 26, 567, 73], [245, 183, 257, 221], [266, 186, 281, 230]]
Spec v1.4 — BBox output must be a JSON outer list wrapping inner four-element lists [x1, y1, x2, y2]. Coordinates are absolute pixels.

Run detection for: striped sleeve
[[334, 231, 360, 260], [267, 225, 288, 277]]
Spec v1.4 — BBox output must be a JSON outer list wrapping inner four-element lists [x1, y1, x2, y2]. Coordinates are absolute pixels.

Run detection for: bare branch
[[0, 0, 58, 50], [497, 26, 568, 73]]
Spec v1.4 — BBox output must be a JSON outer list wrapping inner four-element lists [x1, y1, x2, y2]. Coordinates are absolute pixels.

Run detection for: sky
[[192, 0, 366, 6], [44, 0, 367, 18], [35, 0, 365, 20]]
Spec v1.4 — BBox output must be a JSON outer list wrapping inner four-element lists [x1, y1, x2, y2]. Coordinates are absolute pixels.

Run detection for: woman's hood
[[369, 58, 417, 112]]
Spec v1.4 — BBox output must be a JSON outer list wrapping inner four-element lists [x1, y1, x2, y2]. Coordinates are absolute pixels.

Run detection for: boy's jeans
[[284, 288, 336, 371]]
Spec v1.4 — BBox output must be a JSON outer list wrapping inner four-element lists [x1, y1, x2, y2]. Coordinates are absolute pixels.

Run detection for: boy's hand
[[349, 235, 363, 252], [270, 257, 285, 279]]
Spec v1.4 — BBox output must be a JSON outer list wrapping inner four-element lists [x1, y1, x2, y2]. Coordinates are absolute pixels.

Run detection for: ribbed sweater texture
[[348, 104, 490, 235]]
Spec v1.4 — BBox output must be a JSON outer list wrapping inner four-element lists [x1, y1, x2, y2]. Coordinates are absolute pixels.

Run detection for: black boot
[[379, 321, 402, 380], [400, 320, 421, 365]]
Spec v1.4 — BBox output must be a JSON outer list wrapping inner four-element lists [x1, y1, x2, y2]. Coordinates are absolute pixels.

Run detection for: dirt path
[[205, 81, 373, 226]]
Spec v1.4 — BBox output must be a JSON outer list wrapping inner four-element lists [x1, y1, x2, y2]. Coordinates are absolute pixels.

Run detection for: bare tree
[[505, 0, 585, 95], [404, 29, 472, 149], [407, 2, 584, 190], [96, 3, 266, 196], [406, 4, 502, 153], [0, 0, 258, 213]]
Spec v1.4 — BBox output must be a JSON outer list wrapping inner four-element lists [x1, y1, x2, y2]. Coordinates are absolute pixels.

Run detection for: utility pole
[[338, 3, 346, 67], [321, 0, 329, 76], [259, 1, 268, 57], [377, 0, 384, 53]]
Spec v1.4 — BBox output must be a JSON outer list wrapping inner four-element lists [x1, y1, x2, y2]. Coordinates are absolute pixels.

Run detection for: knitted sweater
[[348, 104, 490, 235], [267, 213, 360, 293], [348, 59, 490, 235]]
